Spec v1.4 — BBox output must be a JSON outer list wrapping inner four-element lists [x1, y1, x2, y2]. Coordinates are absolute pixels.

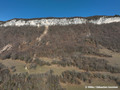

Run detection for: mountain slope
[[0, 16, 120, 90]]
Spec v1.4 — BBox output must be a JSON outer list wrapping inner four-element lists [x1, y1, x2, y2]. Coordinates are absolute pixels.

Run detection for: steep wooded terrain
[[0, 16, 120, 90]]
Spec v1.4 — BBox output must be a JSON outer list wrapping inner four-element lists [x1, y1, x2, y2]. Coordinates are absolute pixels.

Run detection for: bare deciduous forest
[[0, 20, 120, 90]]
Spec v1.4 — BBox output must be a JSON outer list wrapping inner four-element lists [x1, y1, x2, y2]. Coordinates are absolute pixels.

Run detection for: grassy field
[[99, 47, 120, 68], [0, 59, 84, 75], [84, 46, 120, 68], [0, 59, 26, 74], [29, 65, 84, 75], [38, 57, 61, 63]]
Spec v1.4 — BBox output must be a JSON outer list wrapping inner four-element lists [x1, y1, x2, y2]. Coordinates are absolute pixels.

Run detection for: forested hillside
[[0, 16, 120, 90]]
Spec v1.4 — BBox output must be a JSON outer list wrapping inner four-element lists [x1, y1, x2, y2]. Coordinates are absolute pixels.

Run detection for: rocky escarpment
[[0, 15, 120, 27]]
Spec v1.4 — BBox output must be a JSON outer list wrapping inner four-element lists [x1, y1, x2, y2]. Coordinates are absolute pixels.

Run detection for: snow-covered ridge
[[0, 16, 120, 27]]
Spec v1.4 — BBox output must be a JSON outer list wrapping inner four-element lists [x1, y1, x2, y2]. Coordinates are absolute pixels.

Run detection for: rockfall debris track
[[0, 44, 12, 54], [36, 25, 49, 42]]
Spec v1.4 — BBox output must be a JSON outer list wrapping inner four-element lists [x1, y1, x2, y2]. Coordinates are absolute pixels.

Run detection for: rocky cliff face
[[1, 16, 120, 27]]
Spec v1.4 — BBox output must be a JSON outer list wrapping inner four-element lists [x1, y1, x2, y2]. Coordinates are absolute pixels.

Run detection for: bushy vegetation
[[0, 67, 64, 90], [60, 70, 120, 86], [52, 56, 120, 73]]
